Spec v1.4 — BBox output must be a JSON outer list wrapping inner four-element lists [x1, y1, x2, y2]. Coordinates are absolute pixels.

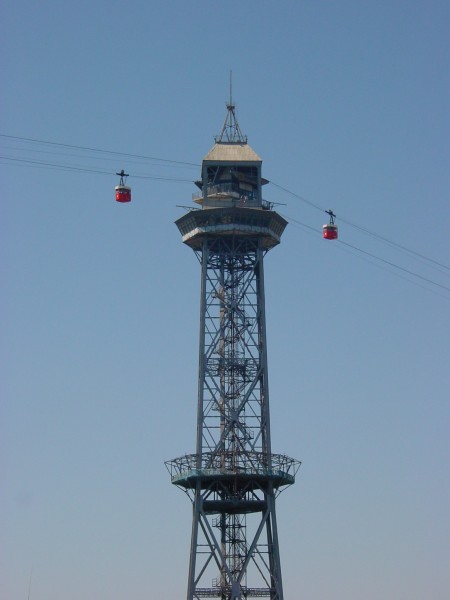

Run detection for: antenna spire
[[215, 73, 247, 144]]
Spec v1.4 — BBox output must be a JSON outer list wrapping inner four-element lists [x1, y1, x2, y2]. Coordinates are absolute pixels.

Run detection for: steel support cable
[[0, 133, 200, 168], [270, 181, 324, 212], [271, 181, 450, 272], [283, 213, 450, 296], [0, 156, 193, 182], [338, 240, 450, 292], [3, 133, 447, 273], [338, 218, 450, 273], [0, 143, 196, 171]]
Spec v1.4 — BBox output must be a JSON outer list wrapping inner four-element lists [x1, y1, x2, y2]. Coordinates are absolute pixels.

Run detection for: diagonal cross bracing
[[166, 235, 296, 598]]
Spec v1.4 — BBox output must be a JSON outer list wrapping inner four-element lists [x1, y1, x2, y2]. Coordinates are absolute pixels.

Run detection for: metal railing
[[166, 451, 300, 483], [193, 183, 260, 207]]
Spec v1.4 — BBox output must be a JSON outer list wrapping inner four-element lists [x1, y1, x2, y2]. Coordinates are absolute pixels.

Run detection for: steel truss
[[167, 234, 299, 600]]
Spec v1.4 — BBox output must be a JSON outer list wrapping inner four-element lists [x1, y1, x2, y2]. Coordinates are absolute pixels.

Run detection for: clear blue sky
[[2, 1, 449, 599]]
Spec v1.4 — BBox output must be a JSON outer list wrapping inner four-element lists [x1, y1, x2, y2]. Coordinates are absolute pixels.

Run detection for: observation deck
[[166, 451, 300, 494], [191, 182, 270, 209], [175, 206, 287, 250], [194, 586, 275, 597]]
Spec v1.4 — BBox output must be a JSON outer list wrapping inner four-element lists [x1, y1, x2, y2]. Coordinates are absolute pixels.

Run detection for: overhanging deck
[[166, 451, 300, 492], [175, 207, 288, 250]]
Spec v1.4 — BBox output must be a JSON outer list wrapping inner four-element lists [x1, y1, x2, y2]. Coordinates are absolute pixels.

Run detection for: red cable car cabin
[[115, 169, 131, 203], [323, 223, 338, 239], [323, 209, 338, 239], [115, 185, 131, 203]]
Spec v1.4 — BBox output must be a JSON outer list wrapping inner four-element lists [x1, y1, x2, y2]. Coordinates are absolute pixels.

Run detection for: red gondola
[[323, 209, 338, 240], [115, 170, 131, 203]]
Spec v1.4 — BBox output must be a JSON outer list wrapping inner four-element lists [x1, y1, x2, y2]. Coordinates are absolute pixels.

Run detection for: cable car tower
[[166, 100, 300, 600]]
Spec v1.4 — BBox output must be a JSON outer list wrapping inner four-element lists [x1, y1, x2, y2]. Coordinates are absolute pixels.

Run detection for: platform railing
[[192, 183, 261, 207], [165, 451, 301, 485]]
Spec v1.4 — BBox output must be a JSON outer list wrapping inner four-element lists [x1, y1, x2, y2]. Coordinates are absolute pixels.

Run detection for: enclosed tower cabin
[[192, 143, 269, 211]]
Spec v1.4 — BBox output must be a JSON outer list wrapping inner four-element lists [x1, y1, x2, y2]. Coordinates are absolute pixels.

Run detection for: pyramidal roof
[[203, 142, 261, 163], [203, 102, 262, 163]]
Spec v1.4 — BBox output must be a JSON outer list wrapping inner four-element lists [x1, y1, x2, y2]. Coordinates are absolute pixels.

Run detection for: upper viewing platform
[[192, 101, 269, 210], [177, 98, 288, 249]]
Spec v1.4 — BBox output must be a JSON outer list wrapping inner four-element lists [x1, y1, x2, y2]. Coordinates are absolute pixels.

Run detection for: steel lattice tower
[[166, 103, 300, 600]]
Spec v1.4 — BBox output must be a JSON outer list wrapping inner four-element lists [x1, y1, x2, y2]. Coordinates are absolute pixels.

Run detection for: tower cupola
[[193, 103, 269, 210]]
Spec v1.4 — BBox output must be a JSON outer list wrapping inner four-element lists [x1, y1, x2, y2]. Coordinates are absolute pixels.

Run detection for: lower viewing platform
[[195, 587, 274, 598], [165, 451, 300, 491]]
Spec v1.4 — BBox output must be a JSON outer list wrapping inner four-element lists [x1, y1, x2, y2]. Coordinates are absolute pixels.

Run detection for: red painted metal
[[115, 185, 131, 203], [323, 224, 338, 240]]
